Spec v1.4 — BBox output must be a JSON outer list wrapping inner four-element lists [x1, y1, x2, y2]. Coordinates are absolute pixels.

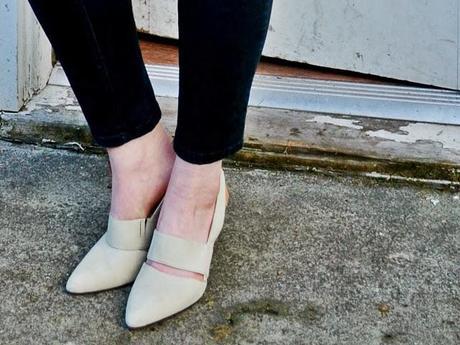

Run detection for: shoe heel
[[225, 186, 230, 207]]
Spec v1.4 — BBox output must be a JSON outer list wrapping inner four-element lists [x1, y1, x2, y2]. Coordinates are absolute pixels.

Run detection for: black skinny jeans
[[27, 0, 273, 164]]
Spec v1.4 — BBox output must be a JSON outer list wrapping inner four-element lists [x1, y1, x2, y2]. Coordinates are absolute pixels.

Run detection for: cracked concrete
[[0, 141, 458, 344]]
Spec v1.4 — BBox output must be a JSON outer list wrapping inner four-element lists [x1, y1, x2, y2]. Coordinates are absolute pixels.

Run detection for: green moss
[[211, 324, 233, 342], [229, 146, 460, 184], [300, 304, 323, 322]]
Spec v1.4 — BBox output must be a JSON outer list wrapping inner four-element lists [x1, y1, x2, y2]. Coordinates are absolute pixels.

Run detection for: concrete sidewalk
[[0, 141, 458, 344]]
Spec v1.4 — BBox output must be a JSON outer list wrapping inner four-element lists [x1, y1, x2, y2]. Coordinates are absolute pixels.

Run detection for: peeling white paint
[[305, 115, 364, 130], [63, 142, 85, 151], [365, 172, 460, 186], [19, 86, 77, 111], [427, 197, 440, 206], [365, 123, 460, 150], [64, 105, 82, 111]]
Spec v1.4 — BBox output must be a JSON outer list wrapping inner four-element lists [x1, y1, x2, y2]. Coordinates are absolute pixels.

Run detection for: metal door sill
[[49, 63, 460, 126]]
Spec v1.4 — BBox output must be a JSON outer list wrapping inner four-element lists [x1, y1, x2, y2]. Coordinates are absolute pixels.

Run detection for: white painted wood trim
[[457, 0, 460, 89], [0, 0, 52, 112], [0, 0, 19, 111]]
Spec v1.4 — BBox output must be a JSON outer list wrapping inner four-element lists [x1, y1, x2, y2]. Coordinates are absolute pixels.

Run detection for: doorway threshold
[[4, 82, 460, 182], [48, 63, 460, 126]]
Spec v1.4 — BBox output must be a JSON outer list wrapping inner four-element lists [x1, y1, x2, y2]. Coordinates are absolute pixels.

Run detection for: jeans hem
[[93, 114, 161, 148], [173, 140, 244, 165]]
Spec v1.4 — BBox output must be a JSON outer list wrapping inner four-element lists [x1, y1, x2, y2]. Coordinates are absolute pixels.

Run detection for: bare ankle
[[108, 124, 174, 172], [147, 158, 224, 280], [107, 124, 175, 219]]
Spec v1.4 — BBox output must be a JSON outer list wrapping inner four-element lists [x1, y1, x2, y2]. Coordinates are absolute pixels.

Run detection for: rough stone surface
[[0, 141, 458, 344]]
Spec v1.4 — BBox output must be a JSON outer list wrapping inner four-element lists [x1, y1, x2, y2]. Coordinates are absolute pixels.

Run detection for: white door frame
[[0, 0, 52, 112]]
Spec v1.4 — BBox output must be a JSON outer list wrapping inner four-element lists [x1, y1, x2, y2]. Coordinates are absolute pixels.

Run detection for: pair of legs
[[27, 0, 273, 280]]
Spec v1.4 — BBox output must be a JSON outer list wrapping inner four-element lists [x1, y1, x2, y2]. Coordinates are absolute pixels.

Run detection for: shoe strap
[[106, 201, 162, 250], [147, 231, 213, 277]]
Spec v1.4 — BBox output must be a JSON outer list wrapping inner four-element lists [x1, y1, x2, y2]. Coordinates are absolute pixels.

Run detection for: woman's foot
[[146, 156, 222, 281], [107, 123, 175, 220], [125, 167, 228, 327], [66, 124, 175, 294]]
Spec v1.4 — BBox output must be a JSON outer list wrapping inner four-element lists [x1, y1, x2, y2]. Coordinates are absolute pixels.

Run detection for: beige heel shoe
[[66, 202, 162, 294], [125, 170, 228, 328]]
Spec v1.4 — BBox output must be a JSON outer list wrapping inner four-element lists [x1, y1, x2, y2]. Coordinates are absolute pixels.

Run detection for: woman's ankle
[[107, 124, 175, 219], [147, 157, 223, 280], [157, 157, 222, 239], [107, 124, 173, 171]]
